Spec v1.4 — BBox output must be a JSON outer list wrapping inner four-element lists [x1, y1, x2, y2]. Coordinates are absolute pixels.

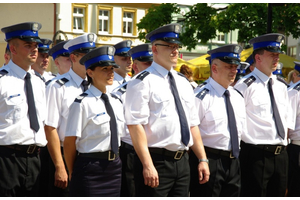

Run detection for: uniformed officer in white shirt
[[245, 55, 255, 74], [1, 43, 11, 68], [234, 33, 293, 197], [64, 45, 125, 196], [124, 23, 209, 197], [112, 43, 153, 197], [48, 40, 71, 80], [0, 22, 47, 197], [231, 61, 250, 86], [287, 80, 300, 196], [32, 38, 55, 82], [106, 40, 132, 93], [191, 44, 246, 197], [44, 33, 96, 196], [194, 56, 211, 94], [287, 61, 300, 87]]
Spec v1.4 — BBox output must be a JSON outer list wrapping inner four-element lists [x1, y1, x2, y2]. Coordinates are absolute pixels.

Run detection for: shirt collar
[[210, 78, 227, 97], [253, 67, 273, 86], [9, 60, 28, 79], [88, 84, 103, 100], [152, 61, 170, 79], [114, 72, 124, 82], [69, 68, 86, 87]]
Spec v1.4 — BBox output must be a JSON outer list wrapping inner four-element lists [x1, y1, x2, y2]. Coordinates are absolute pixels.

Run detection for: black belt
[[78, 150, 119, 161], [205, 146, 235, 158], [148, 147, 186, 160], [241, 141, 286, 155], [121, 141, 135, 151], [3, 144, 40, 154]]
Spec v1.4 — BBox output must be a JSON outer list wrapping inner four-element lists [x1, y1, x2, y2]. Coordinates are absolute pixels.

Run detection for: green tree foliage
[[136, 3, 180, 42], [137, 3, 300, 50]]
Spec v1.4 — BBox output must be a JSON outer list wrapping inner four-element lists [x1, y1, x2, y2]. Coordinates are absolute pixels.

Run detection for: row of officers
[[0, 21, 300, 197]]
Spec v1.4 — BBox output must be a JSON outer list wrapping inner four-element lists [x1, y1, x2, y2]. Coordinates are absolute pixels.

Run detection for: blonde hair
[[287, 69, 299, 83]]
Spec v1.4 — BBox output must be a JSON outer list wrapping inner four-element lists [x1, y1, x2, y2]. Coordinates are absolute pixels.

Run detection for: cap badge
[[88, 34, 94, 43], [234, 46, 240, 53]]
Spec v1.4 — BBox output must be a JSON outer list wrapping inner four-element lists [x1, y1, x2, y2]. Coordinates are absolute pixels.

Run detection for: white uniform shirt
[[287, 81, 300, 141], [65, 85, 125, 153], [0, 60, 47, 146], [194, 78, 209, 95], [124, 61, 200, 151], [195, 78, 246, 151], [45, 68, 87, 143], [234, 67, 292, 145], [43, 71, 56, 82], [107, 72, 131, 93]]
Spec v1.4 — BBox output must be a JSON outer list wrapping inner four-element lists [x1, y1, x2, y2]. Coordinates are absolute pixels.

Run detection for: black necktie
[[268, 78, 285, 139], [168, 72, 190, 146], [101, 93, 118, 155], [122, 79, 126, 84], [224, 90, 239, 158], [81, 80, 89, 92], [24, 73, 40, 132]]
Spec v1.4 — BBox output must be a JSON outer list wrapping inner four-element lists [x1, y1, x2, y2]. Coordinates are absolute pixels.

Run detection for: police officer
[[44, 33, 96, 196], [48, 40, 71, 77], [272, 62, 287, 83], [231, 61, 250, 86], [191, 44, 246, 197], [234, 33, 293, 197], [287, 61, 300, 86], [112, 43, 153, 197], [32, 38, 55, 82], [64, 45, 125, 196], [194, 56, 211, 95], [245, 55, 255, 74], [287, 78, 300, 196], [107, 40, 132, 92], [124, 23, 209, 197], [1, 43, 11, 68], [0, 22, 47, 197]]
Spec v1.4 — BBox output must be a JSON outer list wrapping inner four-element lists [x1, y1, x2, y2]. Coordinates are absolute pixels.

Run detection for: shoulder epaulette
[[117, 83, 127, 94], [111, 93, 123, 104], [293, 82, 300, 91], [45, 80, 52, 86], [196, 88, 209, 100], [234, 88, 244, 98], [243, 75, 256, 87], [177, 72, 189, 82], [55, 77, 69, 86], [0, 69, 8, 78], [74, 93, 88, 103], [136, 71, 150, 81], [197, 81, 208, 89], [277, 76, 288, 87]]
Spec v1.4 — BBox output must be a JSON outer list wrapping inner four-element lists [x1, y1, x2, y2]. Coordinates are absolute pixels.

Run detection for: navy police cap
[[146, 23, 181, 44], [273, 62, 283, 75], [114, 40, 132, 57], [207, 44, 242, 65], [237, 62, 250, 74], [80, 45, 119, 69], [294, 61, 300, 73], [245, 55, 254, 66], [38, 38, 52, 53], [64, 33, 97, 54], [128, 43, 153, 62], [249, 33, 284, 53], [1, 22, 42, 43], [49, 40, 70, 60]]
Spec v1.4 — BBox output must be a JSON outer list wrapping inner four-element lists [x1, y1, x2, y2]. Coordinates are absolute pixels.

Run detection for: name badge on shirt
[[95, 112, 106, 118]]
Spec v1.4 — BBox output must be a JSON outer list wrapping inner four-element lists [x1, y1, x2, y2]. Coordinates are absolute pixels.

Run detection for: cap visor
[[219, 58, 240, 65]]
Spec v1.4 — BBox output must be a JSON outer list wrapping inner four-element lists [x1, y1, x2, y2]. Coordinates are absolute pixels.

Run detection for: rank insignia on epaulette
[[56, 77, 69, 86], [0, 69, 8, 78], [74, 93, 88, 103], [118, 86, 127, 94], [293, 83, 300, 91], [243, 76, 256, 87], [196, 88, 209, 100], [197, 81, 207, 89], [136, 71, 150, 81], [277, 76, 288, 87]]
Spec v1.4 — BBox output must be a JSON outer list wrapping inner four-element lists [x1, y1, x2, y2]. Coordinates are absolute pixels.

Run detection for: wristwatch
[[199, 159, 209, 164]]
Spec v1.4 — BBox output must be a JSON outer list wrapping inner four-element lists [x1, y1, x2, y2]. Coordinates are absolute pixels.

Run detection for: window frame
[[72, 3, 88, 33], [98, 5, 113, 35], [122, 8, 137, 36]]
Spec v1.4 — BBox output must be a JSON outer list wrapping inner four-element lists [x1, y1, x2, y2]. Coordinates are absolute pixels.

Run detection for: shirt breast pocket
[[91, 113, 111, 136], [152, 92, 170, 118], [5, 94, 26, 122], [205, 110, 225, 133], [252, 97, 269, 118]]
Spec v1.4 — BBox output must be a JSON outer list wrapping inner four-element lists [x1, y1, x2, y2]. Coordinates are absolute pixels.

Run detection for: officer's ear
[[152, 43, 158, 55]]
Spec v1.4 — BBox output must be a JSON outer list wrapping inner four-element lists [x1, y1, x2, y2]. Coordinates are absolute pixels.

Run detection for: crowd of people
[[0, 21, 299, 197]]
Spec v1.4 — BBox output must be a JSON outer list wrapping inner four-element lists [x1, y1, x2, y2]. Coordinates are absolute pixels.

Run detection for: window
[[123, 12, 133, 35], [289, 46, 297, 58], [217, 33, 225, 42], [98, 6, 113, 35], [72, 4, 87, 33], [122, 8, 137, 36]]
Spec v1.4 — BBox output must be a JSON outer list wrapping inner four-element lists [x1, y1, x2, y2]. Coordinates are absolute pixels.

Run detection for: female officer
[[63, 45, 125, 197]]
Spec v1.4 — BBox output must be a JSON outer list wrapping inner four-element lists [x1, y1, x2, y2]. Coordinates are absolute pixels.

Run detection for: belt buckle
[[26, 145, 36, 154], [274, 146, 282, 155], [108, 151, 116, 161], [174, 151, 184, 160], [229, 151, 235, 159]]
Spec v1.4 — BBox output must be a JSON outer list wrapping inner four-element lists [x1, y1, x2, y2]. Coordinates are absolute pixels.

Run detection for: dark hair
[[86, 65, 97, 84], [252, 48, 265, 64], [180, 64, 193, 78]]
